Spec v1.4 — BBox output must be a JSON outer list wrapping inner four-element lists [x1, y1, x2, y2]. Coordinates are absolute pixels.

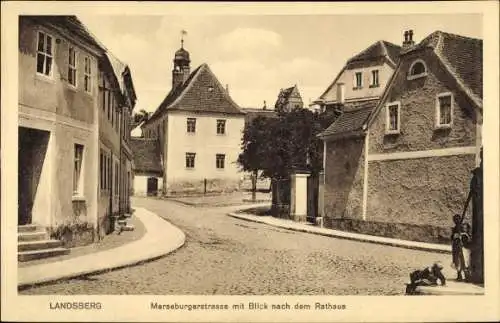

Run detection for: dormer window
[[408, 59, 428, 80]]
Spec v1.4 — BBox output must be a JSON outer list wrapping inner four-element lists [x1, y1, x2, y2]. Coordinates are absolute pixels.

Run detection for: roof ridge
[[436, 30, 483, 42]]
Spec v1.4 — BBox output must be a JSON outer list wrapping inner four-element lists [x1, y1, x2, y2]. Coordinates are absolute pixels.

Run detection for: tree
[[133, 109, 151, 124], [238, 116, 274, 201]]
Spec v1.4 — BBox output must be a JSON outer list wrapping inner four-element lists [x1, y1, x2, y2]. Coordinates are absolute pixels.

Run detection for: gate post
[[290, 170, 310, 222]]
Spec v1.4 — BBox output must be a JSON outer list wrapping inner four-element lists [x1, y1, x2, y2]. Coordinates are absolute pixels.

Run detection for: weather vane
[[181, 30, 187, 48]]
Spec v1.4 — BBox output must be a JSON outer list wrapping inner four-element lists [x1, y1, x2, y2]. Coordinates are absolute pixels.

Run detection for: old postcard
[[1, 1, 499, 322]]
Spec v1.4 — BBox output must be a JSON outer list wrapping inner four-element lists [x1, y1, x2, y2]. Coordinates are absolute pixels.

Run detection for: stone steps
[[18, 224, 70, 262], [18, 239, 63, 252], [18, 231, 47, 242], [18, 247, 70, 262]]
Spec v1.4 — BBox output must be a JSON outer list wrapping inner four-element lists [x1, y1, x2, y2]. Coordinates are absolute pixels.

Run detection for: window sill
[[185, 167, 195, 171], [385, 130, 400, 136], [435, 124, 452, 130], [72, 195, 86, 202], [186, 132, 196, 135], [216, 133, 226, 136], [407, 72, 428, 80], [35, 73, 55, 84], [66, 83, 78, 92], [352, 86, 363, 91], [369, 84, 380, 88]]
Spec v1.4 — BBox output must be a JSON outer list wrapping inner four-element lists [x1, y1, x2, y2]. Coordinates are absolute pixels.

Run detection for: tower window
[[216, 154, 225, 169], [187, 118, 196, 133], [185, 152, 196, 168], [216, 119, 226, 135]]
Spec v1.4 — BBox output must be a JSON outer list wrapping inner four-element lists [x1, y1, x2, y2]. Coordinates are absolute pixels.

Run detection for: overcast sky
[[78, 14, 482, 113]]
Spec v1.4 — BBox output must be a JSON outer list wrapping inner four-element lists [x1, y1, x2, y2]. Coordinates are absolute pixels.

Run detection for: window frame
[[385, 101, 401, 135], [435, 92, 454, 129], [84, 56, 92, 93], [36, 30, 54, 78], [73, 143, 84, 196], [353, 71, 363, 89], [407, 59, 428, 80], [187, 118, 196, 133], [68, 46, 78, 88], [185, 152, 196, 169], [370, 69, 380, 88], [216, 154, 225, 169], [216, 119, 226, 135]]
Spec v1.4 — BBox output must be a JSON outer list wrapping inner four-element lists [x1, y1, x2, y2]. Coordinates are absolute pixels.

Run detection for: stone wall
[[166, 178, 241, 196], [367, 154, 476, 228], [323, 136, 365, 223]]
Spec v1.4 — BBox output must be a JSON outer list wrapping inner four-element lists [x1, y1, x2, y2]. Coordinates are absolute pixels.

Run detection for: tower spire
[[181, 29, 187, 49]]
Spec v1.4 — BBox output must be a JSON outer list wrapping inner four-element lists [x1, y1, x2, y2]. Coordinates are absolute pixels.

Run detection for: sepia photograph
[[2, 1, 499, 322]]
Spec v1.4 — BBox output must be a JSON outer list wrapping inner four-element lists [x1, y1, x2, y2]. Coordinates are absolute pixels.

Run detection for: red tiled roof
[[147, 64, 245, 124], [130, 138, 163, 175]]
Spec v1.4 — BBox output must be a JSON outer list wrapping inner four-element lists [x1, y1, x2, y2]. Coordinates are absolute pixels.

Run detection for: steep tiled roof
[[107, 52, 127, 94], [130, 138, 163, 175], [347, 40, 402, 66], [438, 32, 482, 99], [148, 64, 245, 124], [31, 16, 105, 52], [320, 101, 378, 137], [403, 31, 482, 101]]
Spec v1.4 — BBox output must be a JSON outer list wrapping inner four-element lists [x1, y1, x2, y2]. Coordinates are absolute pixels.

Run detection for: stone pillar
[[290, 171, 310, 222]]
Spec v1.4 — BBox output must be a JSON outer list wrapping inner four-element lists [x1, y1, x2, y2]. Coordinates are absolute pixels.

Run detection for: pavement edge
[[227, 212, 451, 255]]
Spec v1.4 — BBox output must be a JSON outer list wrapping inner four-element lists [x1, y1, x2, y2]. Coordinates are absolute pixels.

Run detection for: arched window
[[408, 59, 428, 80]]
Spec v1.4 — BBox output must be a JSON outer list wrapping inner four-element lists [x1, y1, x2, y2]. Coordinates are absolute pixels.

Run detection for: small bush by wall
[[325, 218, 451, 244], [48, 219, 96, 248]]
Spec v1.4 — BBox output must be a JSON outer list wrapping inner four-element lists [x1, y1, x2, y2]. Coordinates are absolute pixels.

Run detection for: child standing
[[451, 214, 471, 281]]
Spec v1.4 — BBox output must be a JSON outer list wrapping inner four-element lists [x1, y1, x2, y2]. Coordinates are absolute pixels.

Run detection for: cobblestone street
[[20, 197, 450, 295]]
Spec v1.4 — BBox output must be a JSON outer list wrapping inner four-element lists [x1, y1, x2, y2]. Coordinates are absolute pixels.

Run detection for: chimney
[[402, 29, 415, 49], [336, 82, 345, 104]]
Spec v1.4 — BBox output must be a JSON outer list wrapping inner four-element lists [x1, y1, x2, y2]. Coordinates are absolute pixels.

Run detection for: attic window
[[408, 59, 428, 80]]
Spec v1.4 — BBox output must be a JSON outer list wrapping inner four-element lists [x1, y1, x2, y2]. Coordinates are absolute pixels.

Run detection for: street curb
[[162, 197, 272, 208], [227, 212, 451, 254], [18, 207, 185, 289]]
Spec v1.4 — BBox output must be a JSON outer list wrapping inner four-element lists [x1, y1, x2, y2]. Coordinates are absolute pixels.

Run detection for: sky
[[78, 14, 482, 113]]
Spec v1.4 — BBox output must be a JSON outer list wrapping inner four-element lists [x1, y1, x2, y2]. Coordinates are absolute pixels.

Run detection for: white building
[[139, 42, 246, 195]]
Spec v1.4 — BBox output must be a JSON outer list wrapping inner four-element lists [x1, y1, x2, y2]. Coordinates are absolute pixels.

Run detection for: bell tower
[[172, 30, 191, 89]]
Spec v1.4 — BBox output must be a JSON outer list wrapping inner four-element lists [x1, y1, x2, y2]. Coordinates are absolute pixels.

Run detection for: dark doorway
[[147, 177, 158, 196], [18, 127, 50, 225]]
